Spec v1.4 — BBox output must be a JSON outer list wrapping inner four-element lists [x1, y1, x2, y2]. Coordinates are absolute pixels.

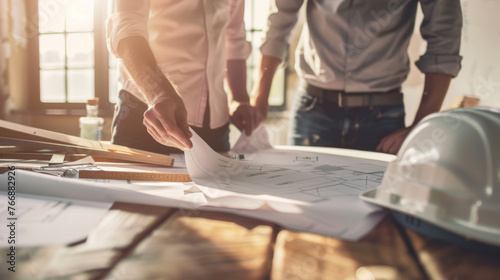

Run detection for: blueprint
[[185, 127, 393, 240], [186, 128, 387, 201], [0, 193, 111, 247], [1, 126, 394, 241]]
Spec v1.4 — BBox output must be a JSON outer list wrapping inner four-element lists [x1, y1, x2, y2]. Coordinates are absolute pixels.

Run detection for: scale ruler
[[0, 167, 192, 182], [78, 170, 192, 182]]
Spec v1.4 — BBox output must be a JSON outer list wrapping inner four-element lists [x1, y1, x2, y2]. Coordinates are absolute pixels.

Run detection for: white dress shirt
[[261, 0, 462, 93], [106, 0, 251, 129]]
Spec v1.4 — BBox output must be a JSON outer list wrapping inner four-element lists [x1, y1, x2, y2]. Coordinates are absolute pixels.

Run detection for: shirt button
[[346, 72, 352, 77]]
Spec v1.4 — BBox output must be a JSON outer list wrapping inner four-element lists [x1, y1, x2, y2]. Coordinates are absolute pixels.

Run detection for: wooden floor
[[2, 202, 500, 280]]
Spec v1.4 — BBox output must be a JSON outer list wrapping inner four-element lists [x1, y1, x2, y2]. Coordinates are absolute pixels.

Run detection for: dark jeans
[[111, 90, 230, 154], [288, 88, 406, 152]]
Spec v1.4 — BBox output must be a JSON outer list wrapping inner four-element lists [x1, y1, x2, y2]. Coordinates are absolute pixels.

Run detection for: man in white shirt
[[106, 0, 259, 153]]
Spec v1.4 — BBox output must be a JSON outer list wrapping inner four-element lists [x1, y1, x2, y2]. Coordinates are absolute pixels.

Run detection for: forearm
[[226, 59, 261, 135], [116, 36, 178, 105], [412, 72, 452, 126], [253, 55, 282, 101], [226, 59, 249, 103]]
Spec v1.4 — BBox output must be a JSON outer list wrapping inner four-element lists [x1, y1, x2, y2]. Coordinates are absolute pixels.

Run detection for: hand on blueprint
[[229, 101, 260, 136], [185, 128, 389, 240], [143, 95, 193, 150], [376, 126, 411, 155]]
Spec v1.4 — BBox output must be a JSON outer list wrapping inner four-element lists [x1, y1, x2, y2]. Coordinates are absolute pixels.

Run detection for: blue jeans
[[111, 90, 230, 154], [288, 89, 406, 152]]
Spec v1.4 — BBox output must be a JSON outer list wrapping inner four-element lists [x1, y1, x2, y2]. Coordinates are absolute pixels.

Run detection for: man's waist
[[303, 84, 403, 108]]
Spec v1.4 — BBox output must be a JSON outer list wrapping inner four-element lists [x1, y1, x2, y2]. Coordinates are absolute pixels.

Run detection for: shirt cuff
[[260, 39, 288, 62], [106, 12, 149, 57], [415, 54, 463, 77]]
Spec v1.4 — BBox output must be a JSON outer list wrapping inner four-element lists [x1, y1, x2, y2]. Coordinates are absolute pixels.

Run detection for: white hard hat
[[361, 107, 500, 247]]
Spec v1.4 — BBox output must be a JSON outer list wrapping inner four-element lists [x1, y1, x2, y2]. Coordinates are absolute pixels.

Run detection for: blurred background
[[0, 0, 499, 147]]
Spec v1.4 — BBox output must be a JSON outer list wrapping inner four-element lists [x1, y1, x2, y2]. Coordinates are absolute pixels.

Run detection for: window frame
[[27, 0, 113, 113], [27, 0, 286, 114]]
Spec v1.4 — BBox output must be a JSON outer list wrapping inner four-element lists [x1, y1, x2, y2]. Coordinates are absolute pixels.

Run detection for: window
[[28, 0, 115, 112], [28, 0, 285, 112]]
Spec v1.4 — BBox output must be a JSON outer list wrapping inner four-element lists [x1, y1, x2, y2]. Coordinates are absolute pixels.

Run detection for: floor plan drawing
[[184, 128, 394, 240], [187, 132, 387, 202]]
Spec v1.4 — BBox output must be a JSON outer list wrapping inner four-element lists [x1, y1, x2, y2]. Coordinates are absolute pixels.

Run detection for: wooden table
[[2, 201, 499, 280], [1, 143, 499, 280]]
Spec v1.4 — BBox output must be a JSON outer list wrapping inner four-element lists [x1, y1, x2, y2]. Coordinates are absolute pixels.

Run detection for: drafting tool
[[0, 166, 191, 182], [0, 153, 143, 163], [232, 154, 245, 160], [77, 170, 192, 182], [0, 137, 174, 167], [40, 162, 98, 171], [0, 119, 175, 166]]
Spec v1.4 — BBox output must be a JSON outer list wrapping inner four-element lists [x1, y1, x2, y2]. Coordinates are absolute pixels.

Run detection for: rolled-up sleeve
[[259, 0, 304, 61], [415, 0, 463, 77], [225, 0, 252, 60], [106, 0, 150, 57]]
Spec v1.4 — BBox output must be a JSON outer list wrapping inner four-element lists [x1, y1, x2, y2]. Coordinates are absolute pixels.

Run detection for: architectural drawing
[[185, 128, 392, 240]]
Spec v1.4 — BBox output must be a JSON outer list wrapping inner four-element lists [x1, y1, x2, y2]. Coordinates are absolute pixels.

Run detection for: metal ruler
[[77, 170, 192, 182]]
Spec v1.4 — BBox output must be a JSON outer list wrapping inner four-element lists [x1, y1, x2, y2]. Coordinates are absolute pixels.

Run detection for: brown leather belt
[[305, 84, 403, 108]]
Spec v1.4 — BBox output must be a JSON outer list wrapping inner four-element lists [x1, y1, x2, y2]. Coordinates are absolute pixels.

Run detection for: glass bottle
[[79, 98, 104, 140]]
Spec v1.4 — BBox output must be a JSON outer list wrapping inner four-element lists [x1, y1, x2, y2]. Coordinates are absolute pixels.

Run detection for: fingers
[[376, 138, 396, 154], [144, 118, 187, 150], [376, 138, 388, 153], [230, 111, 245, 132], [230, 104, 259, 136], [232, 119, 245, 133], [376, 128, 409, 155], [388, 137, 404, 155], [158, 117, 193, 149], [174, 106, 192, 139], [143, 104, 193, 150], [173, 103, 193, 147], [243, 109, 254, 136]]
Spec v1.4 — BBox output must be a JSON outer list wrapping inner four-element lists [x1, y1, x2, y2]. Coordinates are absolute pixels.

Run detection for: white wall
[[403, 0, 500, 125]]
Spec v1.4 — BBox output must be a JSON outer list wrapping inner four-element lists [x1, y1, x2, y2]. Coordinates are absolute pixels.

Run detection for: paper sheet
[[0, 166, 194, 247], [0, 125, 390, 242], [185, 127, 389, 240], [0, 170, 200, 210], [0, 192, 111, 247], [231, 125, 272, 156]]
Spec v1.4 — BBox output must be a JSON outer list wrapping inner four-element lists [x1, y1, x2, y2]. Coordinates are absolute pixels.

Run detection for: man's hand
[[143, 95, 193, 151], [229, 101, 260, 136], [376, 127, 412, 155], [115, 36, 194, 150], [377, 72, 453, 155]]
